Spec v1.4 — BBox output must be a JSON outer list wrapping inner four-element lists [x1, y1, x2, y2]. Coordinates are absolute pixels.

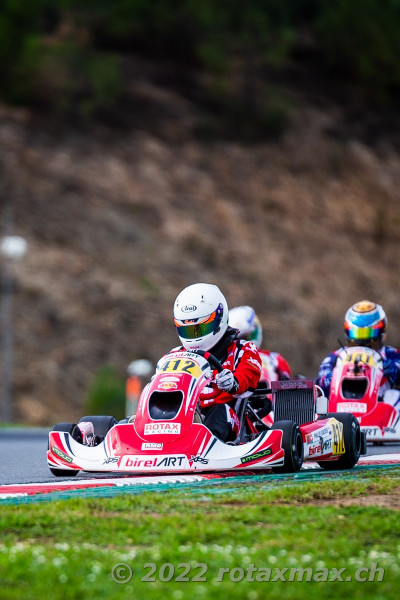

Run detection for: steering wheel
[[191, 350, 224, 402]]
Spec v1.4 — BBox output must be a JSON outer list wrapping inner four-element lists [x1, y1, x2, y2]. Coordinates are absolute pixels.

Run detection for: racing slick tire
[[317, 413, 361, 470], [271, 420, 304, 473], [78, 415, 117, 438], [49, 422, 81, 477]]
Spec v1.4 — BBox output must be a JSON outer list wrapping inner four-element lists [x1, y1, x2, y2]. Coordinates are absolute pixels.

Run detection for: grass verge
[[1, 467, 400, 599]]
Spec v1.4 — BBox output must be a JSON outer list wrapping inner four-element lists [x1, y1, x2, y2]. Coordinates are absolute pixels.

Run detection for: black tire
[[78, 415, 117, 438], [271, 420, 304, 473], [317, 412, 361, 470], [49, 422, 81, 477]]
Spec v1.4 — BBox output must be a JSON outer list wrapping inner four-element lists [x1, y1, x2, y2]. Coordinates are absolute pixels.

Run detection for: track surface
[[1, 427, 400, 486]]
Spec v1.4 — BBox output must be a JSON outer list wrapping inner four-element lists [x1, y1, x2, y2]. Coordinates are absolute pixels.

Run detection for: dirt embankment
[[1, 87, 400, 425]]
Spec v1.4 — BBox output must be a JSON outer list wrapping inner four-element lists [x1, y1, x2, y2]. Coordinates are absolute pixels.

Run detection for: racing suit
[[258, 349, 291, 384], [253, 349, 292, 422], [316, 345, 400, 413], [172, 327, 262, 442]]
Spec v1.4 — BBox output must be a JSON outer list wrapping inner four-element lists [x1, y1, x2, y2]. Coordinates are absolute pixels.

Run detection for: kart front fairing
[[328, 346, 400, 442], [48, 351, 286, 473]]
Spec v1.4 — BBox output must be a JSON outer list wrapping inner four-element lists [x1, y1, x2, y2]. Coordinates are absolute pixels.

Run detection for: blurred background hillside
[[1, 0, 400, 425]]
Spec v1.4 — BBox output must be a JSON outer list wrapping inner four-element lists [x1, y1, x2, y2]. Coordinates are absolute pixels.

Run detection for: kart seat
[[249, 383, 272, 419]]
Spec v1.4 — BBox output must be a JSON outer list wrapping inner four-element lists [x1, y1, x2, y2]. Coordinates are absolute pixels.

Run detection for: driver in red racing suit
[[228, 305, 291, 423], [228, 305, 291, 384], [172, 283, 262, 442]]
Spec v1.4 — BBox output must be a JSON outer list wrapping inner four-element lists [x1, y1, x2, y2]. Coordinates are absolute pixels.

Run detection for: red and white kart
[[328, 345, 400, 443], [47, 350, 366, 477]]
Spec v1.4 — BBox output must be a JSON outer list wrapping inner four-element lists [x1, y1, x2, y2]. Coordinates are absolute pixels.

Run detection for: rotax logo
[[144, 422, 181, 435]]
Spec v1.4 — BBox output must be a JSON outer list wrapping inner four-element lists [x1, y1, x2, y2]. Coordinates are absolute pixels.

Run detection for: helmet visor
[[248, 326, 261, 343], [175, 306, 222, 340], [345, 321, 385, 343]]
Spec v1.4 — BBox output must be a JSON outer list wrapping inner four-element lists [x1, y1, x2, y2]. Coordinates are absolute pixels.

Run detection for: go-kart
[[47, 350, 366, 477], [328, 345, 400, 443]]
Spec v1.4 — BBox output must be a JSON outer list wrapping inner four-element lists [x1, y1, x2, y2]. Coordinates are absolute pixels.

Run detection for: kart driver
[[228, 305, 292, 383], [316, 301, 400, 413], [172, 283, 262, 442]]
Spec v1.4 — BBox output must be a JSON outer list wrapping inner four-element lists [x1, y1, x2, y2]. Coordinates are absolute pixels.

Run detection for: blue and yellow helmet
[[344, 301, 387, 348]]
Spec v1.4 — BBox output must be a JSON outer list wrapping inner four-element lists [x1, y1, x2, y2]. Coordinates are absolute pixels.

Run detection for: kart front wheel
[[271, 420, 304, 473], [49, 422, 81, 477], [317, 413, 361, 470]]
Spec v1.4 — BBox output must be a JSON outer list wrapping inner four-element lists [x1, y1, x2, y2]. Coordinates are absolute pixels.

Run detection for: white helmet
[[228, 305, 263, 348], [173, 283, 229, 351]]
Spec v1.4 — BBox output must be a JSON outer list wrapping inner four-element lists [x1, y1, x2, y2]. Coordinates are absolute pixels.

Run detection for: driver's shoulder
[[169, 346, 185, 353], [383, 345, 400, 358]]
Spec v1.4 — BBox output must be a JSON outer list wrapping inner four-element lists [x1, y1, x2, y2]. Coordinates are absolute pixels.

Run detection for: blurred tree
[[84, 365, 126, 421], [1, 0, 400, 125], [317, 0, 400, 103], [0, 0, 122, 114]]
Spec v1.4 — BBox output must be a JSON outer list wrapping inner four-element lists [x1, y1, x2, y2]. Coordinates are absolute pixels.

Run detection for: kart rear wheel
[[49, 422, 81, 477], [317, 413, 361, 470], [271, 420, 303, 473], [78, 415, 117, 438]]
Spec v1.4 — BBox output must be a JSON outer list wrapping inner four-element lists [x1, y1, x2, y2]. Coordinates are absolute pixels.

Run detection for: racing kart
[[47, 350, 366, 477], [328, 345, 400, 443]]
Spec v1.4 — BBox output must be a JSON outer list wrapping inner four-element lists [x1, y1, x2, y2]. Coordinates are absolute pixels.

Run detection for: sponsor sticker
[[316, 426, 331, 438], [241, 448, 272, 464], [322, 438, 332, 452], [362, 427, 379, 437], [141, 442, 163, 450], [329, 419, 345, 455], [305, 433, 314, 444], [144, 422, 181, 435], [121, 455, 187, 469], [158, 381, 178, 390], [309, 445, 322, 456], [337, 402, 367, 413], [103, 457, 118, 465], [52, 446, 73, 464], [190, 455, 209, 465], [278, 380, 308, 389], [182, 305, 197, 312]]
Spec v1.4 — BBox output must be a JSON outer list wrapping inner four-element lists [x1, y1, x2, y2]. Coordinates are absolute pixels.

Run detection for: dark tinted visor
[[176, 320, 218, 339], [175, 305, 222, 340]]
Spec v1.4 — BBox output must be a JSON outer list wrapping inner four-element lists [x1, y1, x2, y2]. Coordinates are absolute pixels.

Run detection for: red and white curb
[[0, 474, 205, 500], [0, 471, 269, 499], [1, 454, 400, 500]]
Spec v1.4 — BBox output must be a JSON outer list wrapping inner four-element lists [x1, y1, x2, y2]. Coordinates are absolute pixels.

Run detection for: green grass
[[0, 423, 40, 429], [1, 468, 400, 599]]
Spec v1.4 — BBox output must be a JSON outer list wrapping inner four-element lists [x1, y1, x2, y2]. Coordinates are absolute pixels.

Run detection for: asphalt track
[[1, 427, 400, 486]]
